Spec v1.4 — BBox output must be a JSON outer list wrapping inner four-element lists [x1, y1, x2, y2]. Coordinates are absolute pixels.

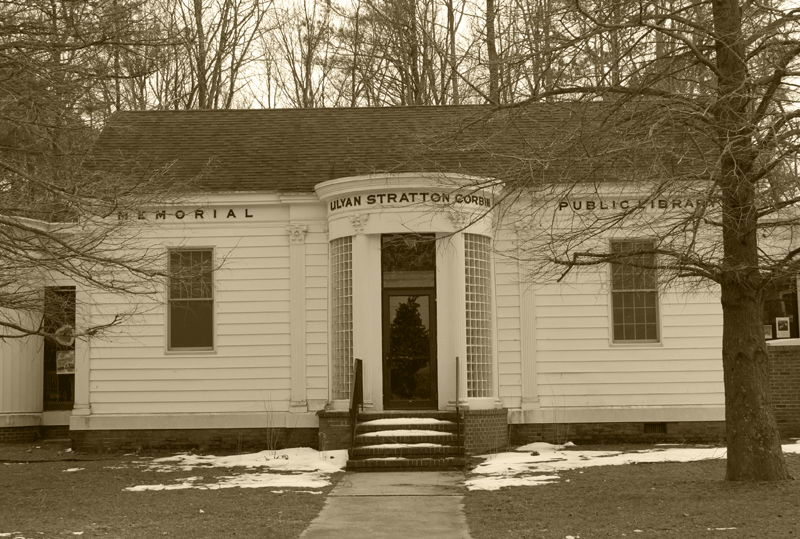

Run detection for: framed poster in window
[[56, 350, 75, 374], [776, 317, 791, 339]]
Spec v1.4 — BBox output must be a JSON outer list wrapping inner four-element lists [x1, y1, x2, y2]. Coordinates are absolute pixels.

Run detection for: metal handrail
[[349, 358, 364, 449]]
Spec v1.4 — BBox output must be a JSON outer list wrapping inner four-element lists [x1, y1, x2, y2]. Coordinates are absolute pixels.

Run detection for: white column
[[72, 290, 91, 417], [287, 224, 309, 413], [350, 214, 378, 408]]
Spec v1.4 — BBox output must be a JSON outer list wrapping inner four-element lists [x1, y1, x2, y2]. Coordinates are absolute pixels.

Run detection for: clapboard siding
[[217, 321, 291, 334], [499, 362, 521, 374], [305, 235, 329, 404], [92, 356, 292, 370], [91, 400, 291, 414], [0, 336, 42, 413], [93, 379, 292, 392], [538, 359, 721, 372], [493, 236, 522, 402], [536, 371, 722, 384], [91, 367, 290, 381], [537, 305, 609, 318], [531, 274, 725, 412], [90, 346, 292, 361], [88, 214, 299, 415], [537, 393, 721, 408]]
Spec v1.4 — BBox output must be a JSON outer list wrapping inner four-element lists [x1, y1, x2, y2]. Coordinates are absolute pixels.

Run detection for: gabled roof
[[91, 104, 708, 193], [92, 106, 500, 193]]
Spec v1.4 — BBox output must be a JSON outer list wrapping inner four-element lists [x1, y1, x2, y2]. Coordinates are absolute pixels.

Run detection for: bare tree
[[440, 0, 800, 481], [262, 0, 340, 108], [0, 0, 189, 340], [147, 0, 272, 109]]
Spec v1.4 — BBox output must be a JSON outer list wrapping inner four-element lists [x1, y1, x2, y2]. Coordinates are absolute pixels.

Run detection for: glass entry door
[[381, 234, 437, 409], [383, 291, 437, 408]]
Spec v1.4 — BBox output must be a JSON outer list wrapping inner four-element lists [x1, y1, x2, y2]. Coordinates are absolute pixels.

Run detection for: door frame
[[382, 287, 438, 409]]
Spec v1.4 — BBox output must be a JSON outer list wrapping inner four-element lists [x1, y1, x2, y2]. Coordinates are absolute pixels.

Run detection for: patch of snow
[[123, 448, 346, 491], [709, 528, 737, 531], [359, 430, 450, 437], [468, 442, 733, 491], [62, 468, 85, 473], [360, 418, 453, 426], [467, 474, 560, 490], [469, 442, 800, 490], [785, 443, 800, 454], [125, 471, 332, 491], [359, 443, 443, 449], [139, 447, 347, 473]]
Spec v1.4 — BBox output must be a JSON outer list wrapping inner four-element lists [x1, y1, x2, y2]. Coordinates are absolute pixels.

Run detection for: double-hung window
[[611, 240, 659, 342], [168, 249, 214, 350]]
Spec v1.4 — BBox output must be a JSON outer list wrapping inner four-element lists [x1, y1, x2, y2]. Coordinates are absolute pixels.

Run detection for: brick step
[[356, 421, 459, 434], [350, 443, 463, 459], [357, 411, 458, 421], [345, 457, 466, 472], [353, 432, 460, 446]]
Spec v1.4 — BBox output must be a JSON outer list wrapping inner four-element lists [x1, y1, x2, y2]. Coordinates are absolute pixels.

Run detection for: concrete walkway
[[298, 472, 473, 539]]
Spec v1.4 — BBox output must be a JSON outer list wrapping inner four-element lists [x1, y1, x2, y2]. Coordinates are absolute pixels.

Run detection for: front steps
[[346, 411, 466, 471]]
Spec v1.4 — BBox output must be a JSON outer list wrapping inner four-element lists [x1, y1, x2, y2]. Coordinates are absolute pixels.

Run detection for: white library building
[[1, 106, 798, 460]]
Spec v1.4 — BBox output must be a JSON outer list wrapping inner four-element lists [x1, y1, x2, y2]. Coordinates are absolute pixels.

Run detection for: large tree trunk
[[720, 275, 789, 480], [715, 0, 789, 481]]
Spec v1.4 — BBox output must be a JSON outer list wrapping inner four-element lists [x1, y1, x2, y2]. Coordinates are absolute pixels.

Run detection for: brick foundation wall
[[768, 344, 800, 437], [71, 428, 318, 453], [509, 421, 727, 445], [0, 426, 39, 444], [317, 411, 352, 450], [463, 408, 508, 455], [40, 425, 70, 440]]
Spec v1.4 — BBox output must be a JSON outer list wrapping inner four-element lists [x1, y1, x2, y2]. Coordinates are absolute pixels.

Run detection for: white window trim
[[165, 247, 216, 353], [608, 239, 662, 345]]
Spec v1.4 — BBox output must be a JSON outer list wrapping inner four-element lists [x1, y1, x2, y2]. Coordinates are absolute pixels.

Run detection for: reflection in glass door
[[384, 292, 436, 408], [382, 234, 437, 409]]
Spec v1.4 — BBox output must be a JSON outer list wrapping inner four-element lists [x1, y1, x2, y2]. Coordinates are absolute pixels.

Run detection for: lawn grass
[[465, 450, 800, 539], [1, 440, 339, 539]]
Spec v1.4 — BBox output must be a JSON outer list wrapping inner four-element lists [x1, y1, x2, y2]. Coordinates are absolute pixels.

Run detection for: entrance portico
[[316, 173, 502, 412]]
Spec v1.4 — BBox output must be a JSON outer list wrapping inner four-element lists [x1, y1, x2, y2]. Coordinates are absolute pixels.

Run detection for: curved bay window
[[465, 233, 493, 398], [330, 237, 353, 399]]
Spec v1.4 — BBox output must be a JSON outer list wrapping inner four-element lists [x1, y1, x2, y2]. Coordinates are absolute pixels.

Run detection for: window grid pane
[[465, 234, 493, 398], [330, 237, 353, 399], [611, 240, 658, 342]]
